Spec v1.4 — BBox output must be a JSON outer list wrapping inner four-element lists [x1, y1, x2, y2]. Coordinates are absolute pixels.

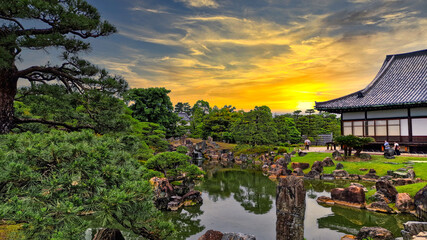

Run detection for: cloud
[[175, 0, 219, 8], [130, 6, 169, 14], [95, 0, 427, 111]]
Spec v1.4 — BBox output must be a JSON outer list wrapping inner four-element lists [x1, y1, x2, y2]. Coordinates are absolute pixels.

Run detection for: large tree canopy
[[0, 0, 126, 133], [125, 88, 179, 137]]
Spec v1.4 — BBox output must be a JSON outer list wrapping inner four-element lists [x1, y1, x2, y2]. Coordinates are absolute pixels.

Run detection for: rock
[[367, 201, 395, 213], [275, 157, 286, 167], [393, 178, 415, 186], [305, 170, 321, 179], [332, 150, 341, 159], [317, 196, 335, 205], [396, 193, 415, 213], [413, 231, 427, 240], [336, 163, 344, 170], [359, 153, 371, 161], [222, 232, 256, 240], [93, 229, 125, 240], [333, 170, 349, 178], [291, 162, 310, 170], [276, 176, 306, 240], [384, 149, 396, 159], [414, 185, 427, 220], [369, 169, 376, 174], [298, 151, 307, 157], [290, 150, 296, 155], [401, 222, 427, 240], [408, 169, 416, 179], [198, 230, 223, 240], [292, 168, 304, 176], [359, 168, 368, 171], [350, 183, 367, 192], [150, 177, 174, 209], [311, 161, 323, 173], [356, 226, 394, 240], [369, 192, 390, 203], [376, 180, 398, 203], [331, 186, 365, 206], [335, 156, 344, 161], [322, 157, 335, 167]]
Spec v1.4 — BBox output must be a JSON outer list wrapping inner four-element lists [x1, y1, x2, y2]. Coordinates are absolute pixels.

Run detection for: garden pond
[[164, 169, 417, 240]]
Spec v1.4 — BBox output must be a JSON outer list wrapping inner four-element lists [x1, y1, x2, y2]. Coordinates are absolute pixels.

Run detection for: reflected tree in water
[[199, 171, 276, 214], [164, 204, 205, 240]]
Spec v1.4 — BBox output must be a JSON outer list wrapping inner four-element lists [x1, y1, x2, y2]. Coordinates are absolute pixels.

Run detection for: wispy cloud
[[175, 0, 219, 8]]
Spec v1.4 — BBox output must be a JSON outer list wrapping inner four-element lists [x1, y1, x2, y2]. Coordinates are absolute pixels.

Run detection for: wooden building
[[315, 49, 427, 152]]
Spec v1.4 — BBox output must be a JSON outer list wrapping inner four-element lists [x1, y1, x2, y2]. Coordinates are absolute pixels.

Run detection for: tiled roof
[[178, 112, 191, 121], [315, 49, 427, 113]]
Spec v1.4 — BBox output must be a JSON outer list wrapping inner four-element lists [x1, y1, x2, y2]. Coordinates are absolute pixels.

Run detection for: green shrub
[[0, 130, 173, 240], [176, 145, 189, 154]]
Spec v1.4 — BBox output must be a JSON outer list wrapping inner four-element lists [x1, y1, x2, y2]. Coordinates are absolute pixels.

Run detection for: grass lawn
[[290, 152, 427, 181]]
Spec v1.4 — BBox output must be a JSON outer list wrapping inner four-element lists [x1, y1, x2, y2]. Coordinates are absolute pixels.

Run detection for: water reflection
[[164, 170, 416, 240], [198, 170, 276, 214]]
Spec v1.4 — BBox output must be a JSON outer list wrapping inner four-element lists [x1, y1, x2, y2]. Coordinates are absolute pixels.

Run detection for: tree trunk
[[0, 68, 18, 134]]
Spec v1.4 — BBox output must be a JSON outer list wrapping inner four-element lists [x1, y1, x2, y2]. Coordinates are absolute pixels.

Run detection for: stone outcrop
[[291, 162, 310, 170], [331, 186, 365, 208], [222, 232, 256, 240], [367, 201, 395, 214], [333, 170, 349, 179], [332, 150, 341, 159], [198, 230, 224, 240], [395, 193, 415, 213], [292, 168, 304, 176], [356, 227, 394, 240], [336, 163, 344, 170], [375, 180, 398, 203], [316, 196, 335, 205], [276, 176, 306, 240], [150, 177, 174, 209], [311, 161, 324, 173], [322, 157, 335, 167], [414, 185, 427, 220], [167, 190, 203, 211], [350, 183, 367, 192], [401, 222, 427, 240]]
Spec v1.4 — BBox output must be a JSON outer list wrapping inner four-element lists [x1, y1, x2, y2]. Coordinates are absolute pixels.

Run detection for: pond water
[[165, 169, 417, 240]]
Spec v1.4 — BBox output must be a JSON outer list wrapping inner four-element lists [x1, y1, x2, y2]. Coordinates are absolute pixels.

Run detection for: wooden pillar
[[408, 108, 413, 143]]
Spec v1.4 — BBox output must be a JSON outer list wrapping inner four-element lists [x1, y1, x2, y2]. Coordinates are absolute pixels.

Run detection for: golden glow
[[96, 12, 427, 112]]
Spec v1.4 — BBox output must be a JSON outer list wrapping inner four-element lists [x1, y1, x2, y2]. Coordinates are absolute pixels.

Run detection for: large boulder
[[222, 233, 256, 240], [276, 176, 306, 240], [408, 169, 416, 179], [322, 157, 335, 167], [401, 222, 427, 240], [198, 230, 223, 240], [367, 201, 395, 213], [396, 193, 415, 213], [376, 180, 398, 203], [149, 177, 174, 209], [384, 149, 395, 159], [311, 161, 324, 173], [292, 168, 304, 176], [336, 163, 344, 170], [331, 186, 365, 205], [305, 169, 321, 179], [333, 170, 349, 178], [414, 184, 427, 220], [332, 150, 341, 159], [356, 227, 394, 240], [291, 162, 310, 170]]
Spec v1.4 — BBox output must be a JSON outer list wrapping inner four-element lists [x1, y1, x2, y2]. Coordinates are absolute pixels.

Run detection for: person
[[394, 142, 400, 155], [304, 138, 311, 150], [384, 140, 390, 151]]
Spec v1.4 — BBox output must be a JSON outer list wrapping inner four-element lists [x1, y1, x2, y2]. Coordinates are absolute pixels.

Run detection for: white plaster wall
[[342, 112, 365, 120], [367, 109, 407, 119], [411, 107, 427, 117], [400, 119, 409, 136], [412, 118, 427, 136]]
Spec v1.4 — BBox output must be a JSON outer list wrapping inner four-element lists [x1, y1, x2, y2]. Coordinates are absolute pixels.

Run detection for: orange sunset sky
[[20, 0, 427, 112]]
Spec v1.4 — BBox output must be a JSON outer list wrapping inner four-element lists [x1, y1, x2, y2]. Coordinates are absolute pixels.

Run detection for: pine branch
[[15, 118, 95, 132]]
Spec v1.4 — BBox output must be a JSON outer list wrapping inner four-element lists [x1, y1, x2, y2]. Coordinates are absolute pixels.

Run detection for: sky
[[20, 0, 427, 112]]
